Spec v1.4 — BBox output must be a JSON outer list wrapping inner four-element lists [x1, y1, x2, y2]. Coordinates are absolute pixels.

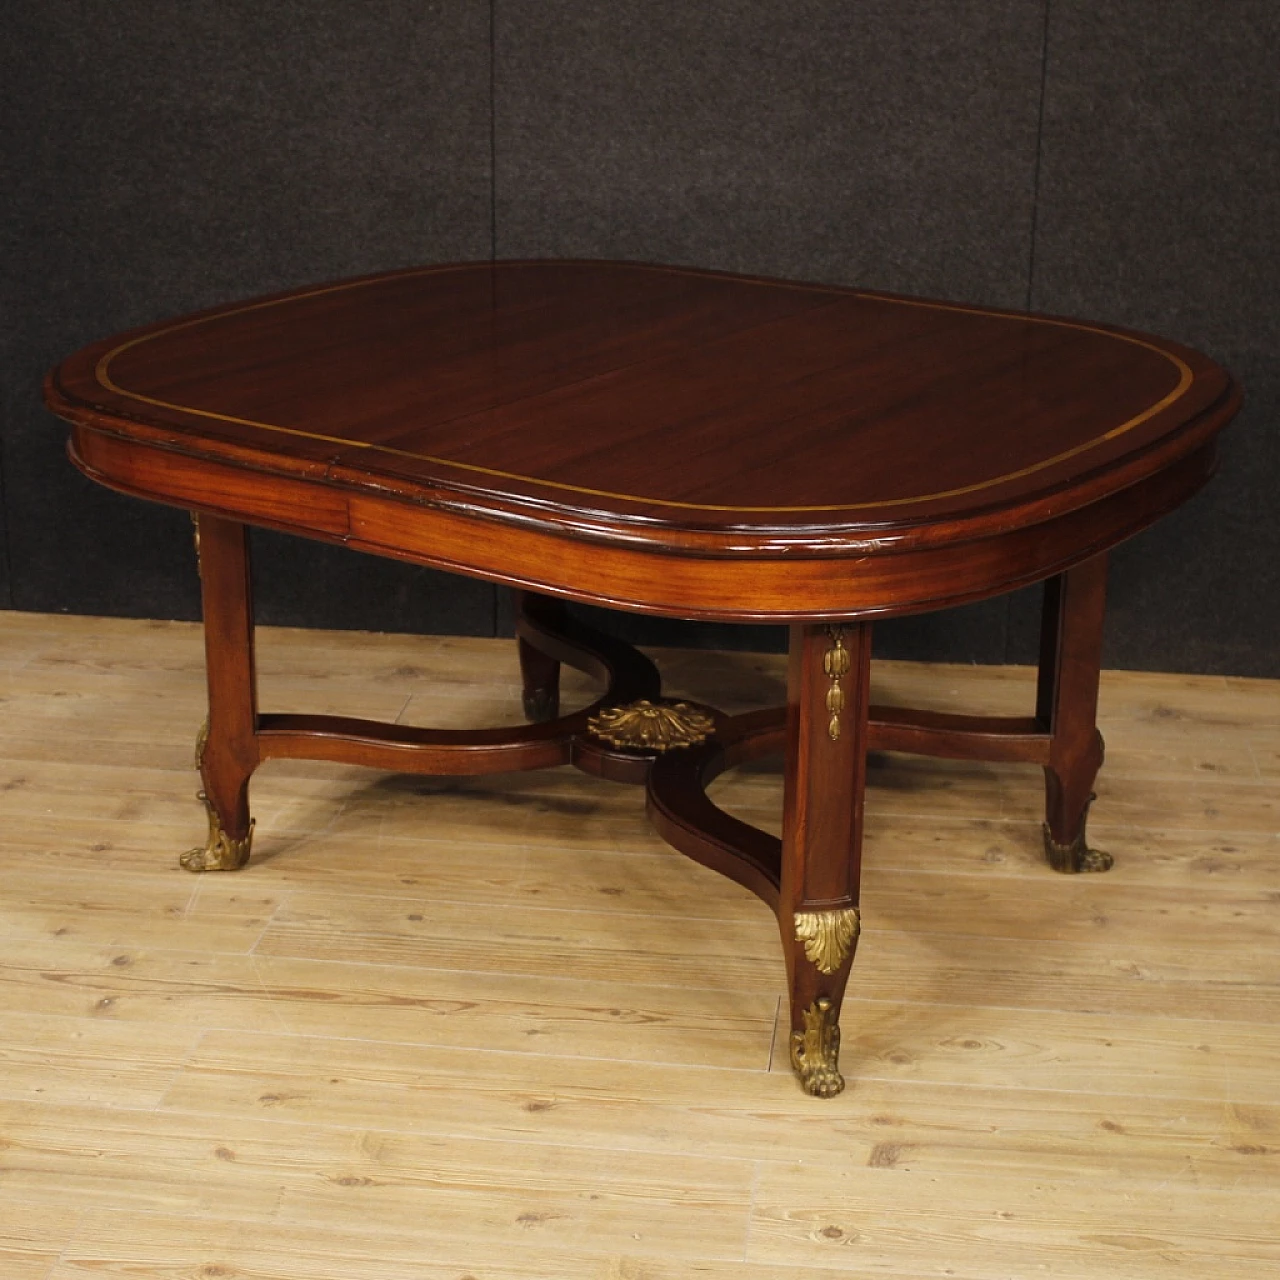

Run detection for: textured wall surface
[[0, 1, 495, 633], [2, 2, 1275, 673], [0, 447, 10, 610], [494, 2, 1045, 304], [1027, 0, 1280, 675]]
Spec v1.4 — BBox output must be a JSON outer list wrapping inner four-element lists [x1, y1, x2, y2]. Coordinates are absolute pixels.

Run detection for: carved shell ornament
[[586, 699, 715, 751]]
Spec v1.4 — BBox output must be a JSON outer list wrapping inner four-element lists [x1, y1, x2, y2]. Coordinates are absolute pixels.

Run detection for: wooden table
[[45, 261, 1239, 1096]]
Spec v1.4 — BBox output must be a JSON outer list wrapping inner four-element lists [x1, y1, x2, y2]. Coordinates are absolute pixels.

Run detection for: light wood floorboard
[[0, 611, 1276, 1278]]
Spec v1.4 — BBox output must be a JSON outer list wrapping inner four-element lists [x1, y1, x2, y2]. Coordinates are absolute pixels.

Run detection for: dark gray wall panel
[[4, 1, 1274, 676], [0, 455, 11, 610], [0, 2, 493, 630], [250, 530, 493, 636], [531, 603, 1014, 668], [495, 0, 1048, 661], [1032, 1, 1280, 675], [495, 594, 1017, 670], [495, 1, 1046, 304]]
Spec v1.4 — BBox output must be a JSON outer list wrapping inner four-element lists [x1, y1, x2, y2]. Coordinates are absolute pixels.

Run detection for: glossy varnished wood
[[48, 261, 1238, 621], [251, 591, 664, 780], [65, 418, 1219, 622], [648, 707, 787, 909], [42, 261, 1241, 1096], [189, 515, 257, 869]]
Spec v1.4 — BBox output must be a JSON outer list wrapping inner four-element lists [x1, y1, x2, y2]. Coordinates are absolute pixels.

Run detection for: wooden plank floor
[[0, 610, 1277, 1279]]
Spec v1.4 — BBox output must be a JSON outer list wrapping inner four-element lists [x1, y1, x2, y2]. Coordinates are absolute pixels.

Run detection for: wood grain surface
[[45, 262, 1241, 621], [1, 612, 1277, 1277]]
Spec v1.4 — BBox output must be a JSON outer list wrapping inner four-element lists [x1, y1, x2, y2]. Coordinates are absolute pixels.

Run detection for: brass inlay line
[[93, 263, 1197, 515]]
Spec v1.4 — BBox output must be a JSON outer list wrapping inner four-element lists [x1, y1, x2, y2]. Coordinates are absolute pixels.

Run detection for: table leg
[[514, 591, 563, 723], [182, 514, 260, 872], [780, 621, 870, 1097], [1037, 553, 1112, 872]]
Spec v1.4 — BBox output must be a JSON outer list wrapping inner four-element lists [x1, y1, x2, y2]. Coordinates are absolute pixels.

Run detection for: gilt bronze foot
[[790, 997, 844, 1097], [1042, 823, 1113, 873], [181, 790, 254, 872]]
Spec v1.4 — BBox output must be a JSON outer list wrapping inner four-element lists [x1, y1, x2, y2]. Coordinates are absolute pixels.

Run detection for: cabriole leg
[[780, 621, 871, 1096], [1037, 554, 1112, 872], [515, 591, 563, 723], [183, 514, 259, 871]]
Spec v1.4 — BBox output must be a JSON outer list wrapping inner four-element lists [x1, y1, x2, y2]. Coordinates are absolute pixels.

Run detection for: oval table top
[[47, 261, 1240, 621]]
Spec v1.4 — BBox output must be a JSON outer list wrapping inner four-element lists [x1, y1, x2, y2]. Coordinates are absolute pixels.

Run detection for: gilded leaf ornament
[[190, 512, 203, 577], [194, 715, 210, 771], [182, 717, 252, 872], [823, 627, 849, 740], [794, 907, 861, 973]]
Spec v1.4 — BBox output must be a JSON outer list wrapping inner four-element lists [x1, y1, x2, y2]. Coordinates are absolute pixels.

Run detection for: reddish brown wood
[[1037, 555, 1111, 871], [42, 261, 1243, 1094], [48, 262, 1237, 565], [570, 710, 727, 787], [515, 591, 563, 723], [49, 262, 1239, 624], [777, 623, 872, 1094], [254, 592, 667, 782], [512, 589, 670, 783], [646, 708, 787, 908], [867, 707, 1050, 763], [514, 590, 661, 701], [256, 713, 576, 775], [188, 515, 259, 869], [782, 625, 871, 911], [65, 417, 1219, 622]]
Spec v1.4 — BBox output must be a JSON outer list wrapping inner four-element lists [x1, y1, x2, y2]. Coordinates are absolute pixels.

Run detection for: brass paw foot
[[181, 791, 254, 872], [1042, 823, 1113, 873], [790, 997, 845, 1097], [522, 687, 559, 724]]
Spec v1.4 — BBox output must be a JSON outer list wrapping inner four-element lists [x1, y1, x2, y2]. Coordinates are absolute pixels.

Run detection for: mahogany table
[[45, 261, 1239, 1096]]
